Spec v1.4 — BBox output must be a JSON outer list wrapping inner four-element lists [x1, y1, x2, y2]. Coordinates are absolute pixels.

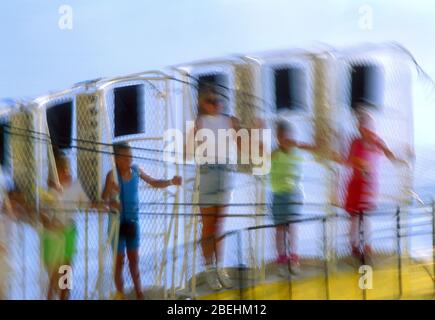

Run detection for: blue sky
[[1, 0, 434, 145]]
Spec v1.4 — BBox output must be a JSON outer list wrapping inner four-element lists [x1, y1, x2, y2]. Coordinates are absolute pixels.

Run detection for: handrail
[[179, 201, 434, 300]]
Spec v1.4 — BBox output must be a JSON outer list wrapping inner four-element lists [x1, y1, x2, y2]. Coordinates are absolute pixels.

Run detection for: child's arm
[[88, 200, 110, 212], [184, 118, 199, 162], [292, 133, 341, 162], [101, 171, 114, 201], [6, 190, 35, 219], [137, 167, 182, 188], [295, 142, 318, 152], [40, 210, 51, 228], [101, 171, 120, 211], [39, 209, 63, 231], [330, 151, 346, 164], [372, 135, 408, 165], [230, 116, 243, 152]]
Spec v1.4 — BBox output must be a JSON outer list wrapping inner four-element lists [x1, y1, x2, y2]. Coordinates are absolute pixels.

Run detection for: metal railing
[[172, 203, 434, 300], [0, 201, 434, 300]]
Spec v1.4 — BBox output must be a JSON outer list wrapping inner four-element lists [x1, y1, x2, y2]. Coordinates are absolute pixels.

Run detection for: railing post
[[237, 230, 244, 300], [396, 206, 403, 299], [322, 217, 330, 300], [285, 222, 293, 300], [191, 213, 198, 299], [432, 200, 435, 295], [97, 211, 103, 300], [359, 213, 366, 300], [84, 208, 89, 300]]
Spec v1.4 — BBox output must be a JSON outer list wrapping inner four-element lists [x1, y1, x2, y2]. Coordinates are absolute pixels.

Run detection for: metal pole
[[100, 89, 120, 298], [323, 217, 330, 300], [286, 222, 293, 300], [432, 200, 435, 295], [256, 176, 266, 284], [158, 213, 174, 288], [237, 231, 244, 300], [97, 210, 103, 300], [396, 207, 403, 299], [360, 213, 367, 300], [190, 166, 201, 299], [171, 198, 180, 299], [21, 222, 26, 299], [163, 77, 170, 298], [85, 208, 89, 300], [191, 212, 198, 299], [168, 77, 181, 299], [180, 70, 191, 292]]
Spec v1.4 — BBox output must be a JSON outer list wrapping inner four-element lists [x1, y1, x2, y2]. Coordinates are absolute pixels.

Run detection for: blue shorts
[[199, 164, 233, 208], [271, 191, 302, 225], [116, 220, 140, 253]]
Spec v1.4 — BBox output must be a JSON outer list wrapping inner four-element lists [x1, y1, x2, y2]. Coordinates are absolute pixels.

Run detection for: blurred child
[[0, 168, 32, 299], [185, 86, 243, 291], [343, 108, 406, 260], [41, 153, 102, 300], [270, 121, 316, 274], [102, 142, 181, 300]]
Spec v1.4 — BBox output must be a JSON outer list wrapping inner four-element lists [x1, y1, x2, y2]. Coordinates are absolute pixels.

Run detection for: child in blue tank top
[[102, 142, 182, 300]]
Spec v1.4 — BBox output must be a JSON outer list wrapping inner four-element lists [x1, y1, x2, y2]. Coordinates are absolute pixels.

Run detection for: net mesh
[[0, 47, 433, 300]]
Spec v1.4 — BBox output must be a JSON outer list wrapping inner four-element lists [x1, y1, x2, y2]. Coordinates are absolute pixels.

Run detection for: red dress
[[344, 137, 382, 215]]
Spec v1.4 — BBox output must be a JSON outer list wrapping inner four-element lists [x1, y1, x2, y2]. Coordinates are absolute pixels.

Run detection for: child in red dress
[[343, 109, 406, 259]]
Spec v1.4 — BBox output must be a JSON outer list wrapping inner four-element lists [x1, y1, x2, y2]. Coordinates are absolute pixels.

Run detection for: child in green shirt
[[271, 121, 316, 273]]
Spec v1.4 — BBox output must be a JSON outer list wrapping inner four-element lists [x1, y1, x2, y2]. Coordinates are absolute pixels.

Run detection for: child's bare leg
[[59, 262, 72, 300], [200, 207, 218, 266], [126, 249, 143, 299], [47, 268, 59, 300], [363, 216, 371, 247], [362, 215, 372, 253], [47, 275, 55, 300], [114, 253, 125, 295], [275, 224, 286, 258], [349, 215, 360, 249], [214, 206, 225, 265], [287, 223, 297, 256], [59, 286, 71, 300]]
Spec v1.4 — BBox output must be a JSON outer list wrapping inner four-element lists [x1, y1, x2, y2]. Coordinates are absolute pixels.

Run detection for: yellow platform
[[199, 256, 434, 300]]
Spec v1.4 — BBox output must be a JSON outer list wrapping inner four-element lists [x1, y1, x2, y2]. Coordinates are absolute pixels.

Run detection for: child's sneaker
[[289, 254, 301, 275], [351, 245, 361, 259], [363, 245, 373, 256], [278, 265, 290, 277], [276, 254, 288, 265], [136, 291, 144, 300], [289, 254, 300, 265], [216, 268, 233, 289], [205, 268, 222, 291], [362, 245, 374, 266]]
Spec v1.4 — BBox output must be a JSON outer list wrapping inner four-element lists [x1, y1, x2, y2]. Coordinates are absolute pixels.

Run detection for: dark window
[[114, 84, 145, 137], [46, 101, 73, 149], [274, 66, 306, 111], [350, 64, 384, 110], [197, 73, 228, 94]]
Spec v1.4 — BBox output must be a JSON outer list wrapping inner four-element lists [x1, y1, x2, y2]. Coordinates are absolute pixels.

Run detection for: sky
[[0, 0, 434, 146]]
